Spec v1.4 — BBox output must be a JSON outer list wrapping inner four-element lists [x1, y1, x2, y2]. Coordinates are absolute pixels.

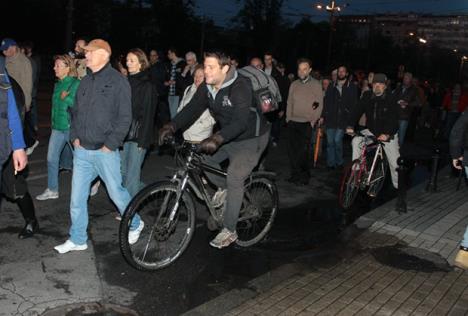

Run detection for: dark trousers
[[287, 121, 311, 181], [24, 110, 37, 147]]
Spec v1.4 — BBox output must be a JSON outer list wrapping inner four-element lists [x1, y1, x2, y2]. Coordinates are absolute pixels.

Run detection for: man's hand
[[12, 149, 27, 172], [101, 145, 112, 153], [377, 134, 390, 142], [453, 157, 463, 170], [346, 128, 355, 135], [73, 139, 81, 148], [200, 133, 224, 154], [159, 122, 176, 145], [312, 101, 319, 110]]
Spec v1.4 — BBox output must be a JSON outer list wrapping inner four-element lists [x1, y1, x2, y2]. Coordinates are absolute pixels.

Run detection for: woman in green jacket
[[37, 55, 79, 200]]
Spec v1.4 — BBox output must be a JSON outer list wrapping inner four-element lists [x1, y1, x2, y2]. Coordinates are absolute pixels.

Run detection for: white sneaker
[[54, 240, 88, 254], [128, 220, 144, 245], [36, 188, 59, 201], [212, 188, 227, 208], [90, 181, 100, 197], [26, 140, 39, 156], [210, 228, 238, 249]]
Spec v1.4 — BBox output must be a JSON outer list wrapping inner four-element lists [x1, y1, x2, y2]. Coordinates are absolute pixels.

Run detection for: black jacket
[[392, 84, 420, 120], [173, 68, 269, 143], [127, 70, 158, 148], [348, 90, 399, 136], [323, 80, 358, 129], [149, 61, 168, 97], [167, 59, 187, 96], [449, 111, 468, 164], [70, 63, 132, 151]]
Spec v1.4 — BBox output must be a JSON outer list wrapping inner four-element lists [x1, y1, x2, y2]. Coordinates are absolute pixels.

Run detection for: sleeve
[[347, 92, 367, 128], [218, 81, 252, 142], [312, 82, 324, 120], [449, 111, 468, 158], [62, 79, 80, 109], [7, 88, 26, 150], [172, 84, 209, 131], [285, 82, 295, 122], [104, 78, 132, 151]]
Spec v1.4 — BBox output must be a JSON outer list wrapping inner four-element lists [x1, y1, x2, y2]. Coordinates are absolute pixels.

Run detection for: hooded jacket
[[323, 79, 358, 129], [173, 67, 269, 143]]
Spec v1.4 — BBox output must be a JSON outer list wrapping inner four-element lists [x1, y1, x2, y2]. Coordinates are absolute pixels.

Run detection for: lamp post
[[460, 56, 468, 80], [316, 1, 347, 70]]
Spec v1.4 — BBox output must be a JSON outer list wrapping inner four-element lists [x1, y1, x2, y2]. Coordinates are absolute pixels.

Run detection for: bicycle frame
[[356, 136, 385, 187]]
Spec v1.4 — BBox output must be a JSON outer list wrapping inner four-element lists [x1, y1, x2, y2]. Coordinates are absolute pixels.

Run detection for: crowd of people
[[0, 35, 467, 264]]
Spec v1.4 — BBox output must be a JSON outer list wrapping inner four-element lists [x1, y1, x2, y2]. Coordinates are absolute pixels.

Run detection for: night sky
[[195, 0, 468, 26]]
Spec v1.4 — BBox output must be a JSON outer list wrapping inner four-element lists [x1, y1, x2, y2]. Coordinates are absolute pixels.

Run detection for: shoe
[[210, 228, 238, 249], [454, 247, 468, 269], [128, 220, 145, 245], [90, 181, 100, 197], [36, 188, 59, 201], [18, 220, 39, 239], [54, 240, 88, 254], [212, 188, 227, 208], [26, 140, 39, 156]]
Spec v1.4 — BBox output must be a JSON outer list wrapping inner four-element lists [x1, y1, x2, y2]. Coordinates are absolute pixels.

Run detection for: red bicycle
[[339, 132, 389, 209]]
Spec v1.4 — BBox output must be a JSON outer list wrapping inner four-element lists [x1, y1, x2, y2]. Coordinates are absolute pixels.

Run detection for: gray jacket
[[70, 63, 132, 150]]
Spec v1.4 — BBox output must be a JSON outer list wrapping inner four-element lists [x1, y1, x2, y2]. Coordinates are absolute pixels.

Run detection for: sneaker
[[26, 140, 39, 156], [36, 188, 59, 201], [54, 240, 88, 254], [128, 220, 145, 245], [454, 247, 468, 269], [212, 188, 227, 208], [90, 181, 100, 197], [209, 228, 238, 249]]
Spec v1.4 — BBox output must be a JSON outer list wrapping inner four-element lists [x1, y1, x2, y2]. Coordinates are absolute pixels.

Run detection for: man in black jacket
[[159, 51, 270, 249], [392, 72, 420, 146], [449, 110, 468, 269], [321, 66, 358, 169], [346, 73, 400, 189], [55, 39, 144, 254]]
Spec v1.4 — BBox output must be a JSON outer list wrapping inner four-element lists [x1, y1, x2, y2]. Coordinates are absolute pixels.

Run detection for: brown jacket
[[6, 52, 32, 111], [286, 76, 323, 124]]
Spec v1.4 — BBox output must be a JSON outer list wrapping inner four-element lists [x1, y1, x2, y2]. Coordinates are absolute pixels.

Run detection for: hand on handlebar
[[377, 134, 390, 142], [453, 157, 463, 170], [346, 127, 355, 135], [159, 122, 176, 145], [200, 133, 224, 154]]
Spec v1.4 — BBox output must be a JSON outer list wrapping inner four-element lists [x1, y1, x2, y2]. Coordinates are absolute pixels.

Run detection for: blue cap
[[0, 38, 17, 51]]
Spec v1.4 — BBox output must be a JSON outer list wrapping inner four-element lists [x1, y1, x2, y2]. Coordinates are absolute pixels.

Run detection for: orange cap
[[83, 39, 112, 55]]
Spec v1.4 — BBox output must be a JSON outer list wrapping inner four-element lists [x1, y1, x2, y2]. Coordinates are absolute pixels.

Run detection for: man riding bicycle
[[346, 73, 400, 189], [159, 51, 270, 249]]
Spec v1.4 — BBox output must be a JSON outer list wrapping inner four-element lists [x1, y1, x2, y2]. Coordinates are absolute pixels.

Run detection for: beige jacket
[[286, 76, 323, 124], [6, 52, 33, 111]]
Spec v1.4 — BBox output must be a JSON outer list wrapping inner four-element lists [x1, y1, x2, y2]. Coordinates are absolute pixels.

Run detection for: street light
[[418, 38, 427, 44], [316, 1, 348, 69]]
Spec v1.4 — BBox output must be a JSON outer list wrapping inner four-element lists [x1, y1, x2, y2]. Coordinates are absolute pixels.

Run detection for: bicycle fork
[[366, 145, 382, 185]]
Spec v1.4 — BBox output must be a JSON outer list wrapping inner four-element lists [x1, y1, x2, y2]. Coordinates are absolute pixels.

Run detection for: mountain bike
[[339, 132, 389, 209], [119, 139, 279, 271]]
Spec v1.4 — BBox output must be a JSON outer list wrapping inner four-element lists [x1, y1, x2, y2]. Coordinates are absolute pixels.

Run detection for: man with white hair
[[181, 51, 198, 90], [54, 39, 143, 254]]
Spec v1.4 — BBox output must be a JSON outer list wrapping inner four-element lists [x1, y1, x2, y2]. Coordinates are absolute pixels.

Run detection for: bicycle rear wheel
[[339, 160, 362, 209], [236, 176, 278, 247], [119, 181, 195, 271], [367, 154, 388, 198]]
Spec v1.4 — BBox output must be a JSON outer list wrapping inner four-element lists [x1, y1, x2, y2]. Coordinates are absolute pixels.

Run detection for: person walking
[[54, 39, 143, 254], [121, 48, 157, 197], [36, 55, 79, 200]]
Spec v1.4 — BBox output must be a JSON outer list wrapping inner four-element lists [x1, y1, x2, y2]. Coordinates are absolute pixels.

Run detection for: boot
[[454, 246, 468, 270], [16, 192, 39, 239], [19, 219, 39, 239]]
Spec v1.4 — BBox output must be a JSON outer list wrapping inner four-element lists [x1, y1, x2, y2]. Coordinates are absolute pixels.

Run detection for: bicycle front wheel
[[339, 160, 362, 209], [119, 181, 195, 271], [236, 176, 278, 247]]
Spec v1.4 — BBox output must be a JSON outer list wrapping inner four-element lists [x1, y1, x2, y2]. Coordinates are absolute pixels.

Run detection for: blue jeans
[[69, 147, 140, 245], [121, 141, 147, 197], [398, 120, 409, 147], [462, 167, 468, 248], [168, 95, 180, 119], [47, 129, 73, 191], [326, 128, 344, 167]]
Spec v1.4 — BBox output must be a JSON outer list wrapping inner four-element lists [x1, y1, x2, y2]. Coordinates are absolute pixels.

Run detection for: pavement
[[185, 168, 468, 316]]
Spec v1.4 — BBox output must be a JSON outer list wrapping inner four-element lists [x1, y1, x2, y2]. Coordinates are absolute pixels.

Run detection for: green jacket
[[51, 76, 79, 131]]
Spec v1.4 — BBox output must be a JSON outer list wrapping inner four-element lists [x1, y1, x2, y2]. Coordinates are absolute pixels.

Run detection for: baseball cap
[[0, 38, 17, 51], [83, 39, 112, 55], [373, 73, 387, 84]]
